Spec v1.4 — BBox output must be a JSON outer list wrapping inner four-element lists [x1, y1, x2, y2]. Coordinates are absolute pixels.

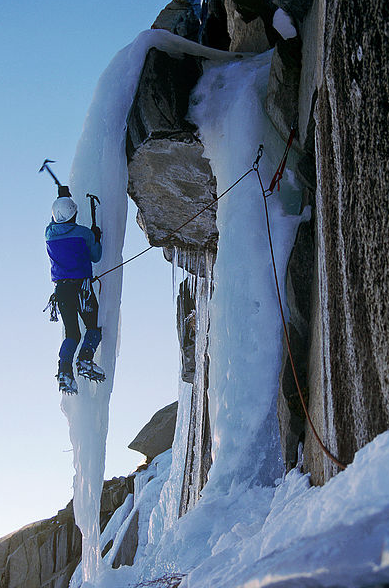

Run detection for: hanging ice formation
[[62, 24, 318, 587], [62, 30, 253, 586]]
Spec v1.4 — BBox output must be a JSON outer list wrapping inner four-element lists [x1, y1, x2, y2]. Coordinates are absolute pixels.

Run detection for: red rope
[[254, 166, 346, 471], [91, 128, 347, 470]]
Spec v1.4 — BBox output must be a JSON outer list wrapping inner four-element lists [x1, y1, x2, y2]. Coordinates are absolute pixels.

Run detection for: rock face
[[200, 0, 231, 50], [224, 0, 271, 52], [112, 510, 139, 569], [0, 505, 81, 588], [0, 476, 133, 588], [100, 476, 135, 530], [277, 220, 314, 469], [126, 47, 219, 273], [128, 402, 179, 459], [152, 0, 200, 41], [305, 0, 389, 481], [177, 279, 196, 383], [265, 38, 302, 145]]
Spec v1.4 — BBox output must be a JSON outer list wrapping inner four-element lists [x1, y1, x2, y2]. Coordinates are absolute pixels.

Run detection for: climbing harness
[[43, 278, 93, 321]]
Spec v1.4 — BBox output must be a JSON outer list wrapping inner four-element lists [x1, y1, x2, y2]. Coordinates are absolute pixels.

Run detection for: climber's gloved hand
[[91, 225, 102, 243]]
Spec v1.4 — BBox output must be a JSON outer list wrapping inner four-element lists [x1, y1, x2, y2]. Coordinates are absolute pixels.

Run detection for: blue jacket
[[45, 221, 102, 282]]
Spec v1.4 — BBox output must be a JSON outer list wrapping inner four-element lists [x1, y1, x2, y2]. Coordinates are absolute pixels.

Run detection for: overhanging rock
[[126, 48, 218, 272], [128, 401, 178, 459]]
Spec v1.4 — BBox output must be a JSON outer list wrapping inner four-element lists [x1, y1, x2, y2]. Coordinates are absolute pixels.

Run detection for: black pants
[[55, 279, 101, 368]]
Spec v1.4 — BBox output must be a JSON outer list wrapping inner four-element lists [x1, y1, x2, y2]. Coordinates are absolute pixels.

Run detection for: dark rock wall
[[265, 37, 302, 144], [126, 49, 202, 158], [277, 220, 314, 469], [200, 0, 231, 50], [112, 510, 139, 569], [306, 0, 389, 480], [177, 279, 197, 384]]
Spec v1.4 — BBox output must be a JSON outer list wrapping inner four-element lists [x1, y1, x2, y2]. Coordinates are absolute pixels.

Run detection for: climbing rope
[[253, 145, 347, 471], [92, 168, 253, 289], [92, 126, 347, 471]]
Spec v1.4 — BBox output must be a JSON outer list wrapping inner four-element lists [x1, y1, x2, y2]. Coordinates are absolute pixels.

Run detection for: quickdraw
[[43, 293, 59, 322]]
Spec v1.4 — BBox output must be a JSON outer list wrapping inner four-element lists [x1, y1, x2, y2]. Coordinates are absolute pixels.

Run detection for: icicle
[[189, 271, 196, 299], [181, 248, 187, 285], [171, 246, 178, 303]]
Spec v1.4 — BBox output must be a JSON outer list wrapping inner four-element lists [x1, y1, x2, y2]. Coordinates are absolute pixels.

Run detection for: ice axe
[[86, 193, 100, 228], [39, 159, 62, 187]]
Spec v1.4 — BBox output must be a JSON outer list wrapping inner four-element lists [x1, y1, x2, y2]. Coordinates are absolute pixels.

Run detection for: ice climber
[[45, 186, 105, 395]]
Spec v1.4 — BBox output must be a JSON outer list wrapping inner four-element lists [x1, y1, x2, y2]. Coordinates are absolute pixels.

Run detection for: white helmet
[[52, 197, 78, 223]]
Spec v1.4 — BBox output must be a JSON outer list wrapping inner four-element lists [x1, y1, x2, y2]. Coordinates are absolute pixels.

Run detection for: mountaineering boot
[[57, 372, 78, 395], [56, 362, 78, 395], [76, 358, 106, 382]]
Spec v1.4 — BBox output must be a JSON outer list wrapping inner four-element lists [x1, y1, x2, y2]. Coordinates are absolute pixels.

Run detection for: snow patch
[[272, 8, 297, 40]]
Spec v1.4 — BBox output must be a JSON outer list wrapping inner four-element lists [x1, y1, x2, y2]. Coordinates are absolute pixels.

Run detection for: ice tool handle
[[86, 193, 100, 228], [39, 159, 62, 187]]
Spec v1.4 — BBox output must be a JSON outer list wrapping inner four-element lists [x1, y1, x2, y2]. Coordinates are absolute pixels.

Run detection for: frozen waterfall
[[62, 30, 259, 585], [64, 26, 389, 588]]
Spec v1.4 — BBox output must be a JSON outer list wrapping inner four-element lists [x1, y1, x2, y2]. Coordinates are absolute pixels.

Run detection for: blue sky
[[0, 0, 179, 537]]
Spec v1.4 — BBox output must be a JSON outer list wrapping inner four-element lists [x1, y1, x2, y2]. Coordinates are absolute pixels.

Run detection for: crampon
[[76, 359, 106, 382], [56, 371, 78, 395]]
